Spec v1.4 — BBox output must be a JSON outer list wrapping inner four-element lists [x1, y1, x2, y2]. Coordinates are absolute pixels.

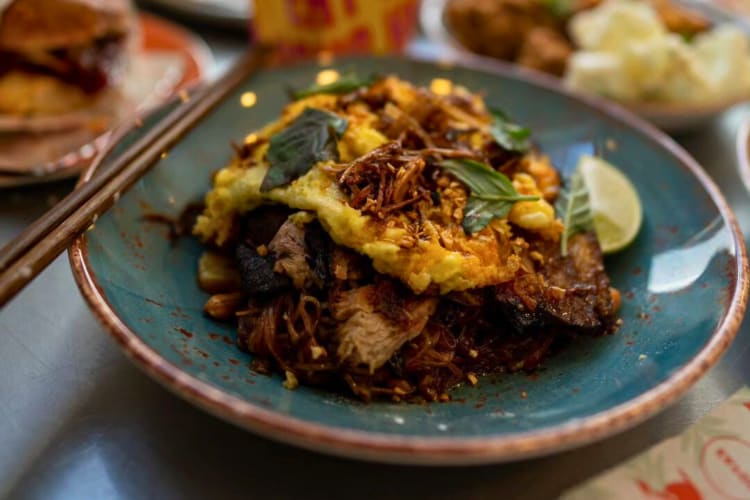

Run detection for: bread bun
[[0, 71, 103, 115], [0, 0, 137, 173], [0, 72, 127, 132], [0, 0, 132, 52], [0, 0, 136, 122]]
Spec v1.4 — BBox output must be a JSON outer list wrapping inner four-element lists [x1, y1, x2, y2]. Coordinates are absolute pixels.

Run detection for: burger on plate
[[0, 0, 136, 173]]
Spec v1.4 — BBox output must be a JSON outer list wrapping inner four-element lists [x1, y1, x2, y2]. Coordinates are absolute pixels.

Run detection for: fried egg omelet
[[194, 77, 562, 294]]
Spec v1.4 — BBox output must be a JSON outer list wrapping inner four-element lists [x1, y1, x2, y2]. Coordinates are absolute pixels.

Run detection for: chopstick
[[0, 47, 269, 307]]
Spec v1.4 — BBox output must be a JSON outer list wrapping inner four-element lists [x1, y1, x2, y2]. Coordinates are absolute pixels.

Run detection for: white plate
[[143, 0, 251, 29], [735, 116, 750, 194]]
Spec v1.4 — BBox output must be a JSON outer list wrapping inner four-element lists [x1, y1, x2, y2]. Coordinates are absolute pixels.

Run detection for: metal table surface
[[2, 16, 750, 500]]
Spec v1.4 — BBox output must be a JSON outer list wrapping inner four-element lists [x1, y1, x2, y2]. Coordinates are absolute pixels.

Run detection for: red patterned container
[[252, 0, 419, 61]]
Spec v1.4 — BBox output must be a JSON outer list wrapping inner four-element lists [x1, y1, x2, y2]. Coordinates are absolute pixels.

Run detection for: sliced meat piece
[[267, 217, 332, 291], [268, 218, 313, 290], [236, 242, 290, 296], [494, 232, 616, 335], [331, 279, 438, 373], [239, 205, 294, 248], [235, 205, 299, 296], [240, 209, 332, 294], [544, 232, 616, 327], [304, 220, 333, 289]]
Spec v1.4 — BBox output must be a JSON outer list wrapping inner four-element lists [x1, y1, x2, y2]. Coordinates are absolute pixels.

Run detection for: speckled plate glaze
[[69, 55, 748, 465]]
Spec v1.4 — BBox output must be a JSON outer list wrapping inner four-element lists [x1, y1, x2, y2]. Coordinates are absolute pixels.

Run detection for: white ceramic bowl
[[735, 115, 750, 194], [420, 0, 750, 133]]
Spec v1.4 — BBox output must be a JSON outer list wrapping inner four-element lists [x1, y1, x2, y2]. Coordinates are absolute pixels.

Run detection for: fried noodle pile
[[193, 76, 619, 402]]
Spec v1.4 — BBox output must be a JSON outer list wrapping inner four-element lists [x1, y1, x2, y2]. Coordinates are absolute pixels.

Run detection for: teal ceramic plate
[[69, 55, 748, 465]]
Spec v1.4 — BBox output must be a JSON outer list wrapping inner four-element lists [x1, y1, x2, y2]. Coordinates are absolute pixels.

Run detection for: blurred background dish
[[252, 0, 419, 62], [139, 0, 251, 30], [0, 0, 135, 179], [0, 11, 212, 188], [420, 0, 750, 132], [716, 0, 750, 17], [736, 116, 750, 195]]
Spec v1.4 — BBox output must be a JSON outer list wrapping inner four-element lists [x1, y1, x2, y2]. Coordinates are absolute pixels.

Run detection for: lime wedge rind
[[577, 154, 643, 254]]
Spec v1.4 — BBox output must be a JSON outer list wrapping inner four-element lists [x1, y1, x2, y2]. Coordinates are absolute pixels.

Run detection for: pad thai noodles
[[192, 75, 620, 402]]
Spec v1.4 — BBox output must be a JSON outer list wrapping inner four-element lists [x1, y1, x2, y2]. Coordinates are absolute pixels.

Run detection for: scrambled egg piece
[[565, 0, 750, 103], [194, 80, 561, 294], [195, 159, 559, 294], [196, 162, 526, 294]]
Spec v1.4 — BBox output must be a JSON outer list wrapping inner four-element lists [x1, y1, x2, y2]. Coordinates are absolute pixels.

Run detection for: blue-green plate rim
[[68, 53, 749, 465]]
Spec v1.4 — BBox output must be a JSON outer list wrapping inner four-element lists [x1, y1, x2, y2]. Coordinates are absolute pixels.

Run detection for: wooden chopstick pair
[[0, 48, 268, 307]]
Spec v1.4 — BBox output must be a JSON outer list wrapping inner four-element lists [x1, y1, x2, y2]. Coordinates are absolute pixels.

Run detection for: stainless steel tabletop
[[2, 14, 750, 500]]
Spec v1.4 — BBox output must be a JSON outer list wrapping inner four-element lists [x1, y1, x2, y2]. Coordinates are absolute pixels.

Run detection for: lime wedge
[[577, 154, 642, 254]]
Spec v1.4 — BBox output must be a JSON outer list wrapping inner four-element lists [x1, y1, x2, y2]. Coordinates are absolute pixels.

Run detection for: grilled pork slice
[[234, 206, 294, 296], [268, 218, 314, 290], [331, 279, 437, 373], [494, 232, 617, 336], [268, 217, 332, 292]]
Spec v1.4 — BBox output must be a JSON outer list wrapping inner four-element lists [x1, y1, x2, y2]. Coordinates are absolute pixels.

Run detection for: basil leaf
[[556, 168, 594, 256], [440, 159, 524, 199], [261, 108, 348, 192], [680, 31, 695, 43], [440, 159, 539, 234], [540, 0, 575, 18], [292, 73, 376, 100], [462, 197, 515, 235], [489, 108, 531, 154]]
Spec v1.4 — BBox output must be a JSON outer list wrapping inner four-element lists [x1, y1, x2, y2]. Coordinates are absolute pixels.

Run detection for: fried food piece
[[495, 232, 617, 335], [517, 26, 573, 76], [571, 0, 711, 36], [445, 0, 559, 63], [445, 0, 711, 76], [652, 0, 711, 38]]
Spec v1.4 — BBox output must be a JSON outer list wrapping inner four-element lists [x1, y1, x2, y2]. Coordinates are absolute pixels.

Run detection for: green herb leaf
[[261, 108, 348, 192], [679, 31, 695, 43], [440, 159, 539, 234], [292, 73, 376, 100], [462, 197, 515, 234], [540, 0, 575, 18], [556, 168, 594, 256], [489, 108, 532, 154]]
